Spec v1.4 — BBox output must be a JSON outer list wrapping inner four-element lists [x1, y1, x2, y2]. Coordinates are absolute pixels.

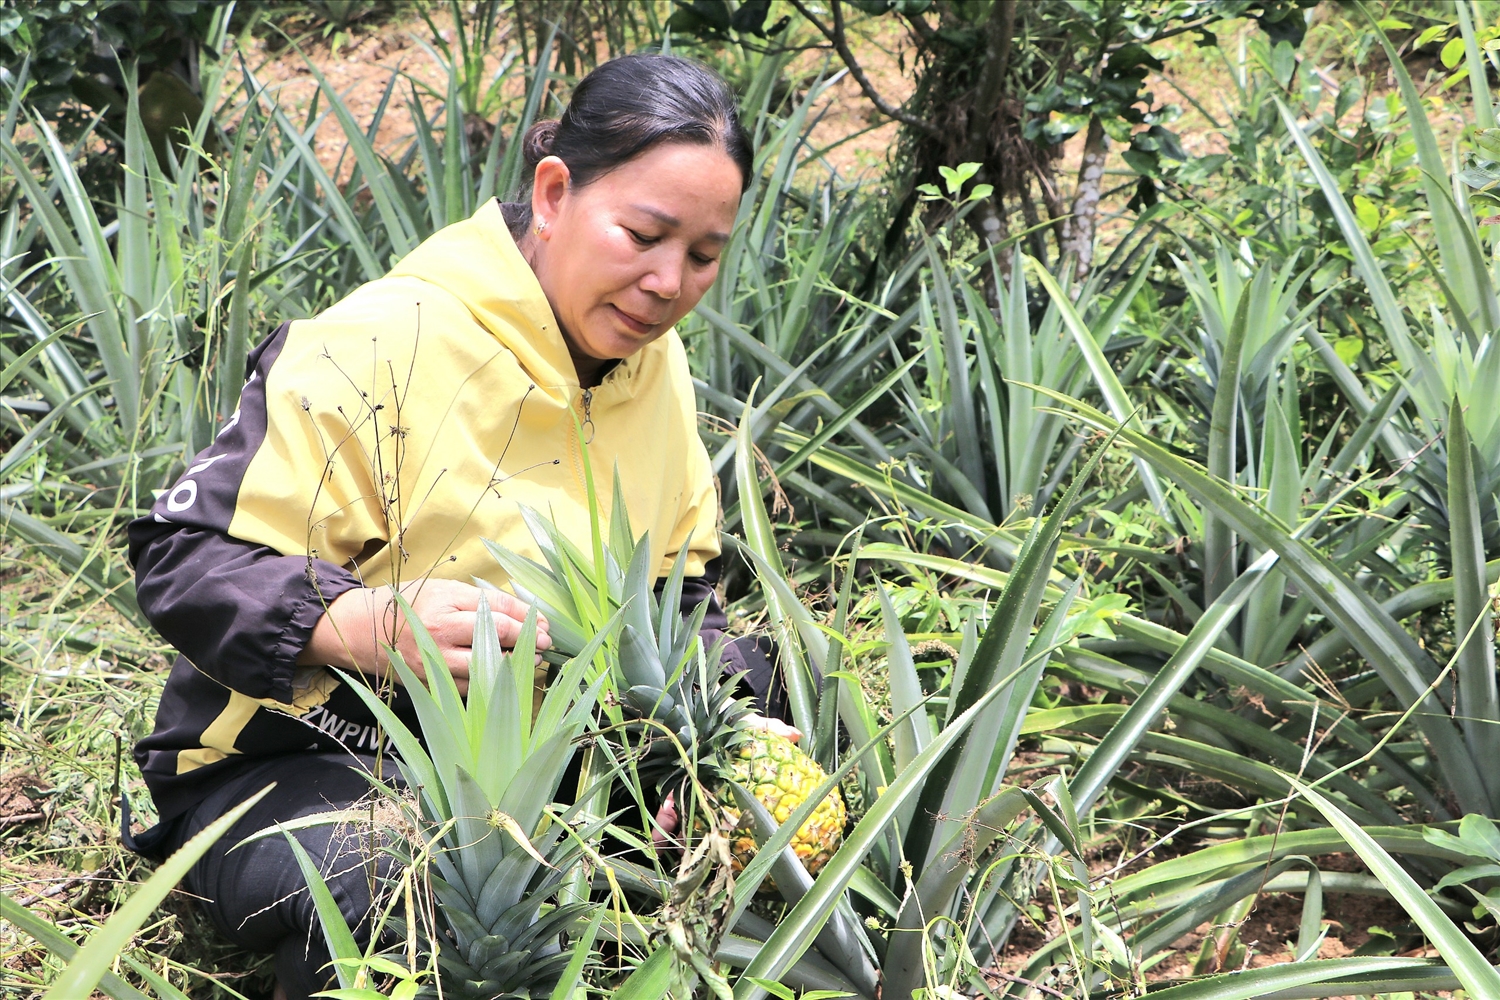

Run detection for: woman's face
[[527, 142, 742, 366]]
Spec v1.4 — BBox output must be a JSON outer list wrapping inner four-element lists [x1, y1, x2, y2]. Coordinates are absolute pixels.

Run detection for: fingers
[[409, 606, 551, 655], [442, 646, 472, 678], [388, 644, 471, 696], [745, 712, 802, 743], [491, 607, 552, 651], [652, 792, 680, 849], [656, 791, 678, 829], [445, 650, 471, 697], [401, 578, 552, 649], [490, 590, 550, 636]]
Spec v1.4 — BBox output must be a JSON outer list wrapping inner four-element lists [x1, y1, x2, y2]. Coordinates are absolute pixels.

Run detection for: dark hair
[[521, 53, 753, 195]]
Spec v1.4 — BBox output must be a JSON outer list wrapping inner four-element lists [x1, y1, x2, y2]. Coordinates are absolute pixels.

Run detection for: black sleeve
[[658, 556, 784, 719], [127, 322, 367, 704], [129, 525, 361, 704]]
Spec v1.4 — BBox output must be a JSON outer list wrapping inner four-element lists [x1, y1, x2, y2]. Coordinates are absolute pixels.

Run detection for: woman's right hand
[[299, 578, 550, 695]]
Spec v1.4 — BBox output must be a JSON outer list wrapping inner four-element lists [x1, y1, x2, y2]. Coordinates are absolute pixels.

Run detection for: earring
[[534, 219, 547, 235]]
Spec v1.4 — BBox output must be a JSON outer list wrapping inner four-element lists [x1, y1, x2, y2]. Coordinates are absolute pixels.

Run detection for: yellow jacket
[[236, 197, 719, 586]]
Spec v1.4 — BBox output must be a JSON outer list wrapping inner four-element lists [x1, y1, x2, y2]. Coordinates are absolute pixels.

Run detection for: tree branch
[[787, 0, 942, 138], [1104, 15, 1217, 51], [899, 6, 937, 47]]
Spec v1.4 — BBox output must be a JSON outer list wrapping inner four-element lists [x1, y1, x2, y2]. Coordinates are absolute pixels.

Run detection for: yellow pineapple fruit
[[722, 732, 846, 885]]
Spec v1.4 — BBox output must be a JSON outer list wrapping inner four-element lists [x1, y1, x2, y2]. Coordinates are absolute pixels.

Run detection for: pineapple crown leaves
[[429, 808, 616, 946], [483, 468, 743, 735], [336, 593, 604, 878], [484, 464, 702, 653], [332, 594, 616, 999], [433, 898, 594, 997]]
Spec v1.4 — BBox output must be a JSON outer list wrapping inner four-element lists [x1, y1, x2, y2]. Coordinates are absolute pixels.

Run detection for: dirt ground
[[995, 842, 1436, 993], [218, 7, 459, 183]]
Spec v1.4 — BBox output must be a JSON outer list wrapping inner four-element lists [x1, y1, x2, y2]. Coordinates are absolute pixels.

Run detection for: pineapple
[[723, 732, 845, 879], [485, 477, 846, 887]]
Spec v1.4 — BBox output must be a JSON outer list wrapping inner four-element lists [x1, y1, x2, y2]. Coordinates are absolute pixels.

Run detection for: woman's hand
[[651, 714, 801, 850], [652, 792, 680, 850], [299, 578, 550, 695], [743, 712, 801, 743]]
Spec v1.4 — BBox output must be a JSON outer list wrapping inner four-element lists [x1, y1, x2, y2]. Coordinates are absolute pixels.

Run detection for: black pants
[[166, 753, 397, 1000]]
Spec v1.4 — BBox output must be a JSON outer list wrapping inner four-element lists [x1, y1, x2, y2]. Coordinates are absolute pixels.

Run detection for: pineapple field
[[10, 1, 1500, 998]]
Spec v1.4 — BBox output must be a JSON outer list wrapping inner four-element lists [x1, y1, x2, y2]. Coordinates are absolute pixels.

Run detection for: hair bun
[[522, 120, 560, 170], [516, 55, 753, 195]]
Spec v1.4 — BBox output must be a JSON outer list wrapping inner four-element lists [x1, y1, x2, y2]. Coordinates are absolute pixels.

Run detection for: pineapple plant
[[484, 476, 846, 886], [334, 595, 610, 998]]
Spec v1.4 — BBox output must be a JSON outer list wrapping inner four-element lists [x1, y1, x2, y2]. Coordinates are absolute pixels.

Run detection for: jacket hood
[[386, 199, 580, 389]]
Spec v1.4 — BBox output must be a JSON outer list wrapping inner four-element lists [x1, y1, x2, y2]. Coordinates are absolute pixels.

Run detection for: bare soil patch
[[0, 770, 50, 830]]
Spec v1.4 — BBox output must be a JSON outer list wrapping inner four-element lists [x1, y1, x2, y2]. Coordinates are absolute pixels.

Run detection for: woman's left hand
[[653, 792, 679, 850], [651, 713, 803, 850], [743, 712, 801, 743]]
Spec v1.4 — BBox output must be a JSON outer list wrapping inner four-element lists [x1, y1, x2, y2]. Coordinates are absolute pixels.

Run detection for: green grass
[[0, 546, 285, 998]]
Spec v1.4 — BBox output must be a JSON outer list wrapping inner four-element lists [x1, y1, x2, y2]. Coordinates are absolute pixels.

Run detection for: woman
[[127, 53, 786, 1000]]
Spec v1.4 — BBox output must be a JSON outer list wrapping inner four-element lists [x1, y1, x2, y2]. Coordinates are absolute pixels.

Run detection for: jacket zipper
[[580, 387, 595, 444]]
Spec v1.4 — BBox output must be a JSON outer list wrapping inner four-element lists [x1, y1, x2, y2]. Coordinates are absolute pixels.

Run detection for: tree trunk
[[1017, 181, 1052, 268], [973, 192, 1010, 300], [1061, 115, 1106, 285], [959, 0, 1015, 293]]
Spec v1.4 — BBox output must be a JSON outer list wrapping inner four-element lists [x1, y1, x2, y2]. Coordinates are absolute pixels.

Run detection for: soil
[[996, 747, 1451, 991], [787, 15, 912, 181], [219, 7, 462, 185], [0, 770, 49, 830]]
